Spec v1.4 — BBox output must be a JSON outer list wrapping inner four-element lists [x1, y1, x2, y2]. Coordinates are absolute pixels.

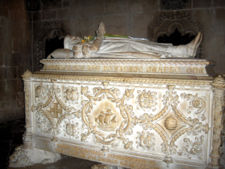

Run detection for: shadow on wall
[[33, 29, 65, 71], [147, 11, 202, 58], [45, 35, 64, 58], [157, 28, 195, 46]]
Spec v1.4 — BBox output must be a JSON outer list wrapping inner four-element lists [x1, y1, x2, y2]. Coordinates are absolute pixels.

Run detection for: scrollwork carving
[[181, 135, 204, 160], [63, 87, 78, 101], [180, 93, 206, 115]]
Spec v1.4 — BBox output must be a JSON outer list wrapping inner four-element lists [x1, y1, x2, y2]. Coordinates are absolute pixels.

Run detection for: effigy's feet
[[97, 22, 106, 37], [187, 32, 202, 56]]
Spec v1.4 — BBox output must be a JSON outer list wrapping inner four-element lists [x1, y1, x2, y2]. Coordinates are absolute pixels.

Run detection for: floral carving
[[30, 78, 213, 166], [137, 90, 156, 109], [66, 123, 78, 136], [179, 136, 204, 160], [180, 93, 206, 114], [137, 131, 155, 150], [63, 87, 78, 101]]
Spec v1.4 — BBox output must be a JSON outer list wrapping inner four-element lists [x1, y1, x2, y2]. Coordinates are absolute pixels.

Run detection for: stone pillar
[[209, 75, 225, 168], [22, 70, 33, 149]]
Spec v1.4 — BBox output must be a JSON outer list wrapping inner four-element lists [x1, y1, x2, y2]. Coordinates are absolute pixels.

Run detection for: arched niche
[[45, 29, 64, 58], [33, 26, 65, 70], [148, 11, 202, 57]]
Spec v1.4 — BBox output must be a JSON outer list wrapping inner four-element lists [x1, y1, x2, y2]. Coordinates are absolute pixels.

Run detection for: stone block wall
[[0, 0, 31, 123]]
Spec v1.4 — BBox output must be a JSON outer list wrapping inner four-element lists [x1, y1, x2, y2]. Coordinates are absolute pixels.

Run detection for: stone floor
[[0, 118, 98, 169]]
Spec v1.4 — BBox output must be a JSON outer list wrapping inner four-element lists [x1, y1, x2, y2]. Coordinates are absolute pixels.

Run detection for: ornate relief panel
[[30, 77, 212, 166]]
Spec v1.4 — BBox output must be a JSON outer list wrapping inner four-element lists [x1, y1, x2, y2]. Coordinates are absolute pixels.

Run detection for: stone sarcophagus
[[10, 58, 225, 169]]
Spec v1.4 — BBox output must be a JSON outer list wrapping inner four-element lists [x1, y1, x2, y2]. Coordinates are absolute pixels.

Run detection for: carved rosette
[[137, 90, 157, 110], [81, 87, 133, 149]]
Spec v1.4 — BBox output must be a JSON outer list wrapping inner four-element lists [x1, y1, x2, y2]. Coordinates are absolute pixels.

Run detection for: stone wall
[[0, 0, 31, 122]]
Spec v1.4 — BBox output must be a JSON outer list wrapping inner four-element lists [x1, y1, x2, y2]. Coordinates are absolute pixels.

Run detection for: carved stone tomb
[[10, 58, 225, 169]]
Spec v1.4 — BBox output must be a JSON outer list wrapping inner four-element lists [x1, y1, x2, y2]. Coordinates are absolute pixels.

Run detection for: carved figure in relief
[[48, 22, 202, 59]]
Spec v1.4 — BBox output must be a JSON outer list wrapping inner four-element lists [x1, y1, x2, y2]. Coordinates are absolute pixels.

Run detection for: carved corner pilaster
[[209, 75, 225, 168], [23, 70, 33, 148]]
